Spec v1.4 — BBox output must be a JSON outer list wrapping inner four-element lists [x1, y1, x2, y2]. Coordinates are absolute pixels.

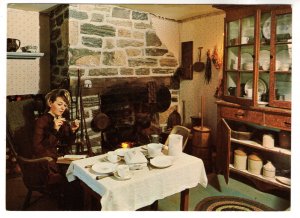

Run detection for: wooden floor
[[5, 173, 290, 211]]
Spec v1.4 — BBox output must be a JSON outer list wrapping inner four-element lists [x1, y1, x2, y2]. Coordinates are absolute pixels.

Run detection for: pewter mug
[[7, 38, 21, 52], [150, 134, 160, 143]]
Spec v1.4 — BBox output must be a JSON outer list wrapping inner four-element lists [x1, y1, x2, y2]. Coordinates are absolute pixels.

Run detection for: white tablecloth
[[66, 148, 207, 211]]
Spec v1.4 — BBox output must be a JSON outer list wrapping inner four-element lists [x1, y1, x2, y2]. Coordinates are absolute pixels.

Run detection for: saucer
[[150, 155, 173, 168], [104, 156, 121, 163], [113, 171, 132, 180], [92, 162, 117, 174], [276, 176, 291, 186]]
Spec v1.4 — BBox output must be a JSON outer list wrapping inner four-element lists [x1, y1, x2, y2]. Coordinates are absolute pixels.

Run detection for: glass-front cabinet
[[223, 6, 291, 109], [215, 5, 291, 202]]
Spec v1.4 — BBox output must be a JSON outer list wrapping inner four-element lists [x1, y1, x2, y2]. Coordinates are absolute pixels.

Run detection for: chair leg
[[22, 190, 32, 210]]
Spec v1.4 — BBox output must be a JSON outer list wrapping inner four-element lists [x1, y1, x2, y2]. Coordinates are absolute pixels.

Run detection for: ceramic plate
[[147, 152, 163, 159], [91, 162, 116, 174], [276, 15, 291, 36], [276, 49, 291, 65], [241, 52, 253, 65], [115, 148, 130, 157], [263, 17, 271, 39], [259, 50, 270, 66], [245, 79, 267, 95], [276, 176, 291, 186], [150, 156, 173, 168], [113, 171, 132, 180]]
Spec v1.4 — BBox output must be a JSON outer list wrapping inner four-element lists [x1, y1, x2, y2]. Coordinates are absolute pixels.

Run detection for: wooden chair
[[6, 98, 65, 210], [164, 125, 191, 151]]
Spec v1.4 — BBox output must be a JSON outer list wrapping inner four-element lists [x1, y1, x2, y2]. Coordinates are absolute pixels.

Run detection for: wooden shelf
[[229, 164, 290, 190], [231, 138, 291, 156], [7, 52, 44, 59]]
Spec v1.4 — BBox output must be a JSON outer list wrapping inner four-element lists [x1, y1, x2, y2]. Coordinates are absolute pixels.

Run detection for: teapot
[[7, 38, 21, 52]]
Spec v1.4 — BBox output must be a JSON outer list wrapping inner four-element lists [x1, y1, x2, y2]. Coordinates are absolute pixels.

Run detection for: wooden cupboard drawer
[[220, 106, 263, 124], [265, 113, 291, 131]]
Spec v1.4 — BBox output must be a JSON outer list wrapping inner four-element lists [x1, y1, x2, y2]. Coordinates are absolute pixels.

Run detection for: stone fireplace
[[49, 4, 179, 153]]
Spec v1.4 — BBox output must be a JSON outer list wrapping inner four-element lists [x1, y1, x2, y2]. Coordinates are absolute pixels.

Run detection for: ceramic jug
[[168, 134, 183, 156], [7, 38, 21, 52]]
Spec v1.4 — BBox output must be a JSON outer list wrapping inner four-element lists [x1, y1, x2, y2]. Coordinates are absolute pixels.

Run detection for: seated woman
[[33, 89, 80, 174]]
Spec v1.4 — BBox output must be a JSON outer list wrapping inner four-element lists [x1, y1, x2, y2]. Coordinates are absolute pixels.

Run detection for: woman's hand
[[70, 119, 80, 133], [53, 116, 66, 131]]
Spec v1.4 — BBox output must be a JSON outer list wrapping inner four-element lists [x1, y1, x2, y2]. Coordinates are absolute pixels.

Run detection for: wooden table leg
[[80, 181, 102, 210], [180, 189, 189, 211]]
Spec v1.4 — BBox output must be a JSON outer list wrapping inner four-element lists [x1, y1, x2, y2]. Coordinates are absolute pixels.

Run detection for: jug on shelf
[[7, 38, 21, 52]]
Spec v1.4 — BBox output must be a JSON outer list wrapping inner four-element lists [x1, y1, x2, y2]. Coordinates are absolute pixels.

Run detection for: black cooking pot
[[155, 86, 171, 112]]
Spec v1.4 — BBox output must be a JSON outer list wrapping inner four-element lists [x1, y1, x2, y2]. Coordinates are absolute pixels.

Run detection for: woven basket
[[231, 130, 253, 140]]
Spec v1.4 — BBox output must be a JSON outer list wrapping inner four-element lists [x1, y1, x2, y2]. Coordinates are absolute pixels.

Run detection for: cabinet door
[[224, 15, 256, 106], [217, 118, 231, 184], [268, 9, 292, 109]]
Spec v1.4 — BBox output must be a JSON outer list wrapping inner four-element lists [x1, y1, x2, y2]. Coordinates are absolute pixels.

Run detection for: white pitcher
[[168, 134, 183, 156]]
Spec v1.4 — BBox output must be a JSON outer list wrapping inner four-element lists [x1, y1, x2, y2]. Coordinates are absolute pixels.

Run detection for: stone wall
[[49, 4, 179, 152]]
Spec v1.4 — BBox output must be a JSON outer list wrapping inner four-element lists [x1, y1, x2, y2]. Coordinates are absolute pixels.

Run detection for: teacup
[[241, 36, 249, 44], [147, 143, 163, 157], [107, 151, 118, 163], [117, 165, 130, 178]]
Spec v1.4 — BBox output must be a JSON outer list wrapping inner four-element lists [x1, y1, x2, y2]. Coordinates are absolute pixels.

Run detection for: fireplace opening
[[92, 82, 171, 151]]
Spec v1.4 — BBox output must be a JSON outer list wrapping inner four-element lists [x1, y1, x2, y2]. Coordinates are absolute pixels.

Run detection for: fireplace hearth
[[92, 81, 171, 151]]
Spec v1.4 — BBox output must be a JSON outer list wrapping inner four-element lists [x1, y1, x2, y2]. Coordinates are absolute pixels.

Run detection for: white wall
[[151, 15, 180, 60], [7, 8, 50, 95], [179, 13, 225, 146]]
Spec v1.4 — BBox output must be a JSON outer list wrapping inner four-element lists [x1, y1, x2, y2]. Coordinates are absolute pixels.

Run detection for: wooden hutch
[[214, 5, 291, 199]]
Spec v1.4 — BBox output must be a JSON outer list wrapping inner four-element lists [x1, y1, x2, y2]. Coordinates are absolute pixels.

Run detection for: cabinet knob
[[284, 121, 291, 127], [235, 109, 245, 118]]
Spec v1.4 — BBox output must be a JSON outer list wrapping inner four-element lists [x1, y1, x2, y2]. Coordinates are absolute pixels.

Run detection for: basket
[[231, 130, 253, 140]]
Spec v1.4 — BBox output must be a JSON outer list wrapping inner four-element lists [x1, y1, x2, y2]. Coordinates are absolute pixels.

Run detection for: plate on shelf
[[262, 17, 271, 39], [244, 79, 267, 95], [276, 176, 291, 186], [277, 16, 291, 36], [91, 162, 117, 174], [241, 53, 253, 65], [259, 50, 270, 66], [276, 49, 291, 65], [150, 156, 173, 168]]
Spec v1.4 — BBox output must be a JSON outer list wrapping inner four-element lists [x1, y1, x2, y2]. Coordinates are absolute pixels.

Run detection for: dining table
[[66, 146, 208, 211]]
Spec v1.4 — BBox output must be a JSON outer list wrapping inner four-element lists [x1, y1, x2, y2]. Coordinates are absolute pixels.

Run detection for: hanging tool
[[193, 47, 205, 72], [205, 49, 212, 84]]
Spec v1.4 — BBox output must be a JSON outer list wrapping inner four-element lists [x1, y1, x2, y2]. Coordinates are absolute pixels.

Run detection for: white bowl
[[280, 63, 290, 71], [243, 62, 253, 70]]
